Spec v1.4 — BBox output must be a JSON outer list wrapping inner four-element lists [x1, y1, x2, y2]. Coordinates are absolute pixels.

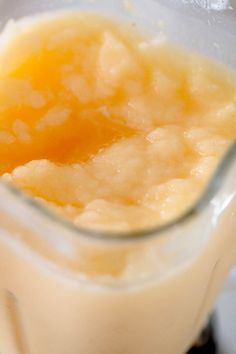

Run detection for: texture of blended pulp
[[1, 12, 236, 231], [0, 12, 236, 354]]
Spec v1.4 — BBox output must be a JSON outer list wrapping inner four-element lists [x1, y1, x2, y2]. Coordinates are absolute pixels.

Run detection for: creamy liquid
[[0, 11, 236, 354]]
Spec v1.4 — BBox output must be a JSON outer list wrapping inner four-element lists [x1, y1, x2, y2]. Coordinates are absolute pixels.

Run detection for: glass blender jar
[[0, 1, 236, 354]]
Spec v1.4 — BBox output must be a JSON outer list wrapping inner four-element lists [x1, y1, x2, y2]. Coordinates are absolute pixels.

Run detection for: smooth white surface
[[216, 270, 236, 354]]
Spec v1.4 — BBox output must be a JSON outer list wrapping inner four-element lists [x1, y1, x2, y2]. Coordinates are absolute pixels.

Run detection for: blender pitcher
[[0, 1, 236, 354]]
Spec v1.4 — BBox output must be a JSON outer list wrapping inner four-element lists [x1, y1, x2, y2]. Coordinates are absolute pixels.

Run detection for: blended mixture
[[1, 12, 236, 231], [0, 11, 236, 354]]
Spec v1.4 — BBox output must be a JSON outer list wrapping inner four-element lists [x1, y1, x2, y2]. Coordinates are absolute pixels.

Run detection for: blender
[[0, 1, 236, 353]]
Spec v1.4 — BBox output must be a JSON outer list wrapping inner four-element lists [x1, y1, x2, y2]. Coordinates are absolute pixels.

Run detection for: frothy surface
[[1, 12, 236, 231]]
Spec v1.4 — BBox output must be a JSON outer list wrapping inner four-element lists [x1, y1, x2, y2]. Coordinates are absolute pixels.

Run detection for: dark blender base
[[187, 319, 217, 354]]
